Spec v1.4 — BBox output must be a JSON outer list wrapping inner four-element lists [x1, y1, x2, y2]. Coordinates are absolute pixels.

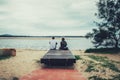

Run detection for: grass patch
[[111, 60, 120, 64], [88, 55, 108, 62], [89, 74, 120, 80], [111, 74, 120, 80], [0, 56, 11, 60], [85, 65, 96, 72], [88, 55, 120, 72], [85, 48, 120, 54], [101, 61, 120, 72], [33, 59, 40, 63], [89, 76, 107, 80], [84, 55, 120, 80], [85, 61, 98, 72], [74, 55, 82, 60]]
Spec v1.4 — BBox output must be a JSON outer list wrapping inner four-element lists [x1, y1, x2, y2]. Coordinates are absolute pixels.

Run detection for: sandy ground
[[0, 49, 47, 80], [0, 49, 120, 80]]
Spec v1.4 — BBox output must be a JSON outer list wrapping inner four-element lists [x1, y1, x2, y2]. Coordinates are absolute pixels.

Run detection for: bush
[[85, 48, 120, 53]]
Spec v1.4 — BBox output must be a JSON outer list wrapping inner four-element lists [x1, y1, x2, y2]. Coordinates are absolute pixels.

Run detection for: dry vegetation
[[72, 50, 120, 80]]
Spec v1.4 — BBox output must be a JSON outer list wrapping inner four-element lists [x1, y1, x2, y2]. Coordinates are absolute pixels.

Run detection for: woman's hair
[[52, 37, 55, 39], [62, 38, 65, 41]]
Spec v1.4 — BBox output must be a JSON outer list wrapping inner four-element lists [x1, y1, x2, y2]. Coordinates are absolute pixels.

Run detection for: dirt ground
[[0, 49, 120, 80]]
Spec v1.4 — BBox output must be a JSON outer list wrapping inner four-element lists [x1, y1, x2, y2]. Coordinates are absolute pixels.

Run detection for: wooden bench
[[40, 50, 76, 66]]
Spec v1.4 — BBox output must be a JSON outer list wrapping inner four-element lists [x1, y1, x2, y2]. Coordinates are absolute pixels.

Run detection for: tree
[[86, 0, 120, 48]]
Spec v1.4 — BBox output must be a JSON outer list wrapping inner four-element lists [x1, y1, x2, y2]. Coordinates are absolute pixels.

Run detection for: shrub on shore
[[85, 48, 120, 53]]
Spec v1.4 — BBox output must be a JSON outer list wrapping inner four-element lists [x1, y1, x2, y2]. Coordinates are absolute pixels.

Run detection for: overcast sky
[[0, 0, 98, 36]]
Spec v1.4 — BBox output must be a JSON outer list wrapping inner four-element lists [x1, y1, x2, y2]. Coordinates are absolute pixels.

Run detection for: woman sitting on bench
[[59, 38, 68, 50]]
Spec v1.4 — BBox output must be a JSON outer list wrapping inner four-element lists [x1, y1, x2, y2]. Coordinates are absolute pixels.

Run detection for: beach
[[0, 49, 47, 79], [0, 49, 120, 80]]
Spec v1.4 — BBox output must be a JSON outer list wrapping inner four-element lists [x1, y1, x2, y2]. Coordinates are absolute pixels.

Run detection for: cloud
[[0, 0, 99, 36]]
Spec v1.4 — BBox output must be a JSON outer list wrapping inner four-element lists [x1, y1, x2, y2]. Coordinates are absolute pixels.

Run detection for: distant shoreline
[[0, 36, 85, 38], [0, 34, 86, 38], [0, 36, 86, 40]]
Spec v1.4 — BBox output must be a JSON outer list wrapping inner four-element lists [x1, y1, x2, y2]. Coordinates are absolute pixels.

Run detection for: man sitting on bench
[[49, 37, 58, 50]]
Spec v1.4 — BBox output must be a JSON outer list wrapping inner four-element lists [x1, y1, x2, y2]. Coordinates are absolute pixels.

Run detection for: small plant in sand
[[74, 55, 82, 60], [101, 61, 120, 72], [33, 59, 40, 63], [0, 56, 11, 60], [88, 55, 120, 72], [111, 60, 120, 64], [111, 74, 120, 80], [85, 65, 95, 72], [85, 61, 99, 72], [88, 55, 108, 62], [89, 76, 107, 80]]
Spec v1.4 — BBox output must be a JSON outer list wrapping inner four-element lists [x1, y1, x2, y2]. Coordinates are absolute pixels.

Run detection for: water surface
[[0, 37, 93, 50]]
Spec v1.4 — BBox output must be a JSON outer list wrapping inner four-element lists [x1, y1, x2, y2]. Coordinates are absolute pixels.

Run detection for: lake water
[[0, 37, 93, 50]]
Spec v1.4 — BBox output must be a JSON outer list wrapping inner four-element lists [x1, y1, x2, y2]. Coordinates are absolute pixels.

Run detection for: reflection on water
[[0, 37, 93, 50]]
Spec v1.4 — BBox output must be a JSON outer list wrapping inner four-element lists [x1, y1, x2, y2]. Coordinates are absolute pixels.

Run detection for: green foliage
[[85, 48, 120, 53], [111, 74, 120, 80], [88, 55, 108, 61], [0, 56, 11, 60], [74, 55, 82, 60], [101, 61, 120, 72], [111, 60, 120, 64], [88, 55, 120, 72], [81, 55, 120, 79], [89, 76, 107, 80], [84, 55, 120, 79], [85, 65, 96, 72], [85, 61, 98, 72]]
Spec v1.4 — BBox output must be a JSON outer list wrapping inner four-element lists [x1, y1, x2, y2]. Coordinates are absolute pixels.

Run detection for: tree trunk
[[115, 40, 119, 48]]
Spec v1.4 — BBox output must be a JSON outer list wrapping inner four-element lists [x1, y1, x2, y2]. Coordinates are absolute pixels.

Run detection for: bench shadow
[[41, 64, 75, 69]]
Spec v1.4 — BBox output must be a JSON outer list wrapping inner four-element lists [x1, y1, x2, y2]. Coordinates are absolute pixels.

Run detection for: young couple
[[49, 37, 68, 50]]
